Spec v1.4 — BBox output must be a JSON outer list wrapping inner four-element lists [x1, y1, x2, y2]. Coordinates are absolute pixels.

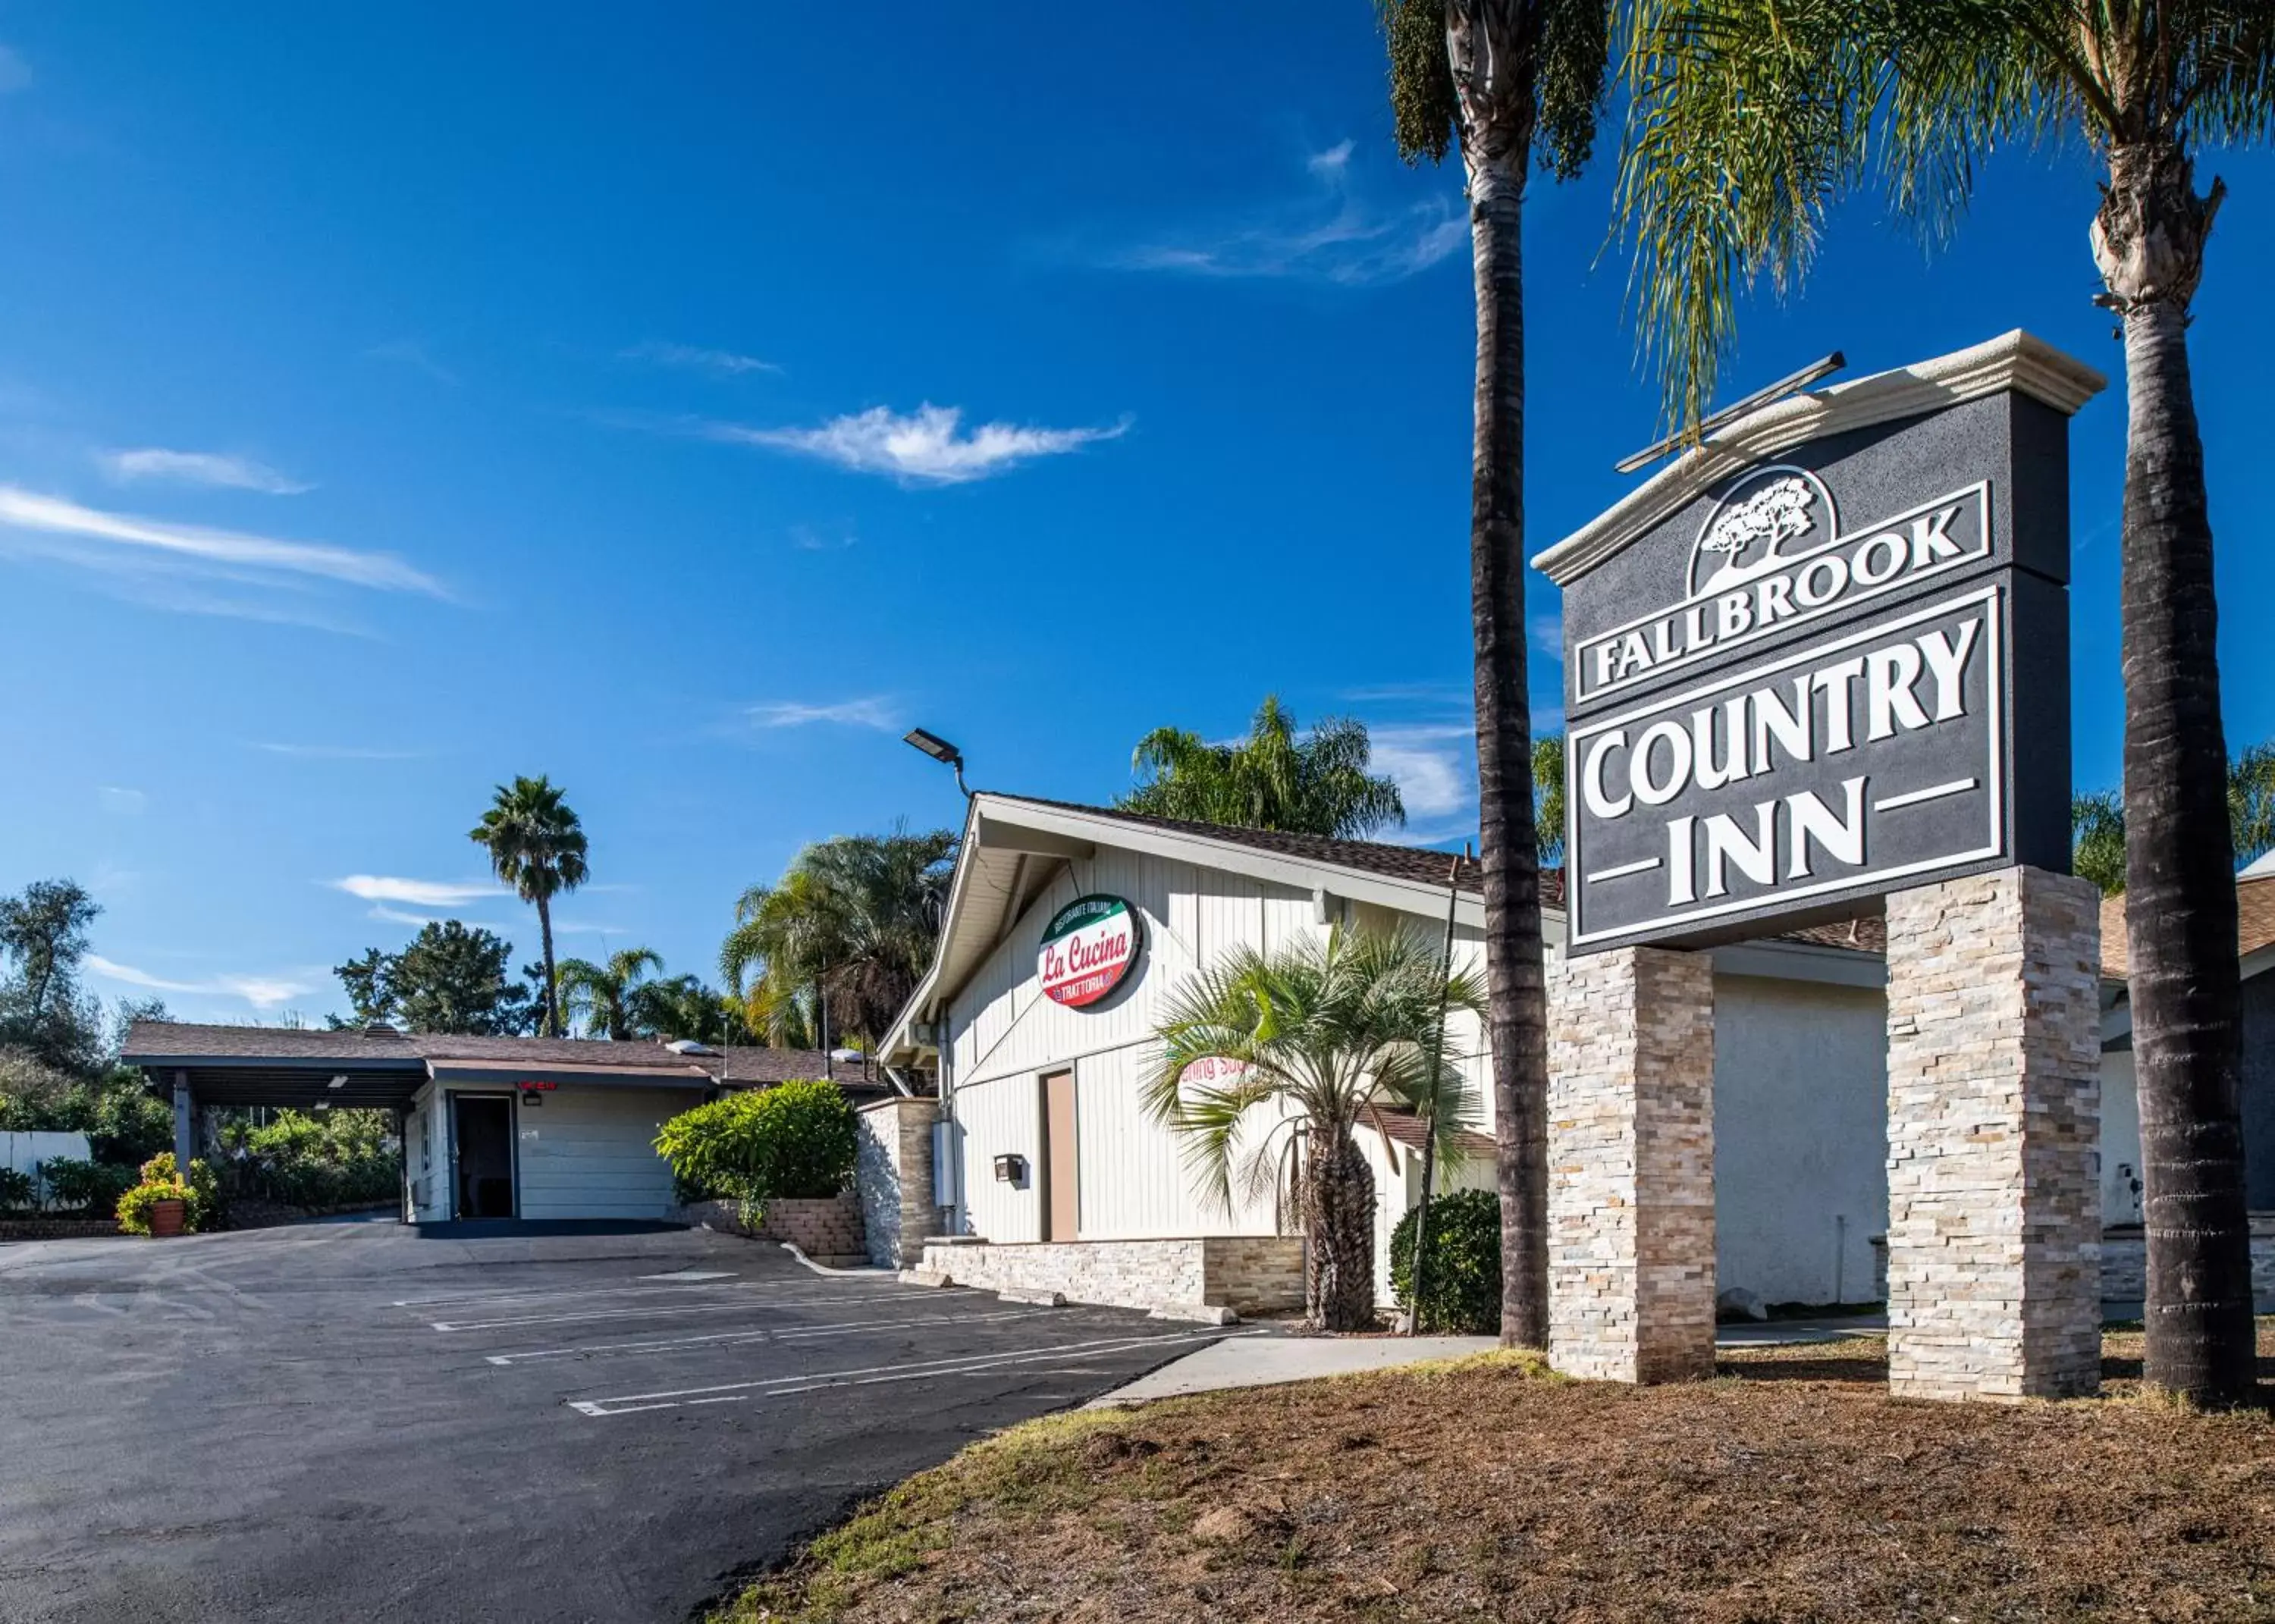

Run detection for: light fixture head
[[902, 727, 961, 766], [328, 1075, 348, 1089]]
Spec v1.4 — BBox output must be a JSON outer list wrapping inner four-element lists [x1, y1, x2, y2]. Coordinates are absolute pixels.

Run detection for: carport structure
[[121, 1022, 861, 1223]]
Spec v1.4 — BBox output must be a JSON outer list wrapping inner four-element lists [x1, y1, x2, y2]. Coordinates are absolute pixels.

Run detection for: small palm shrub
[[654, 1080, 858, 1209], [116, 1152, 223, 1234], [0, 1166, 36, 1213], [1389, 1187, 1502, 1334], [38, 1156, 137, 1214]]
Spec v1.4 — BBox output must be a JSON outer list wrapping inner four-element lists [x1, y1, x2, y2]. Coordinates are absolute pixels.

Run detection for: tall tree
[[0, 879, 106, 1074], [720, 826, 956, 1050], [1145, 926, 1486, 1329], [1380, 0, 1609, 1349], [469, 776, 588, 1038], [1122, 696, 1406, 840], [1614, 0, 2275, 1403], [627, 974, 750, 1047], [557, 947, 664, 1041], [331, 922, 532, 1036]]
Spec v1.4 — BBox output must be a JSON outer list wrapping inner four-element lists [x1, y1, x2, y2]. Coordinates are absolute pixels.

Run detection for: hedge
[[654, 1080, 858, 1208], [1389, 1187, 1502, 1334]]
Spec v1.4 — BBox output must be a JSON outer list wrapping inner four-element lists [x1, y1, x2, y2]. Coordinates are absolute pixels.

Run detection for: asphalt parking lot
[[0, 1219, 1256, 1622]]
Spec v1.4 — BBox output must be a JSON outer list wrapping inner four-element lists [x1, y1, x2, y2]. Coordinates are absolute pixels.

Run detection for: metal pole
[[1405, 848, 1467, 1334], [172, 1069, 194, 1177]]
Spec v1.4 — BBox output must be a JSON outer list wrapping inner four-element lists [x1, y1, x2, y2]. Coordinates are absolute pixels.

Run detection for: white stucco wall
[[1712, 973, 1888, 1305]]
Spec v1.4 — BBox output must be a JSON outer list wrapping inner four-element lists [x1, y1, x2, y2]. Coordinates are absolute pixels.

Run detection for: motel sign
[[1540, 343, 2082, 952]]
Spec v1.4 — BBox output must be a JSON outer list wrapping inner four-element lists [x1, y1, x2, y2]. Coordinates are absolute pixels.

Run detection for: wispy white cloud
[[623, 340, 781, 378], [743, 697, 899, 730], [1108, 141, 1464, 287], [0, 45, 30, 95], [366, 904, 470, 929], [1530, 613, 1564, 657], [99, 448, 312, 495], [251, 741, 425, 760], [86, 954, 312, 1011], [365, 340, 460, 387], [789, 524, 856, 552], [98, 785, 147, 815], [711, 404, 1125, 485], [0, 486, 443, 596], [328, 874, 503, 907], [1370, 725, 1473, 820]]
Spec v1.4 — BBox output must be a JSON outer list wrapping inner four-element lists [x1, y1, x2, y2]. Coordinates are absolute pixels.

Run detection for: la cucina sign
[[1038, 895, 1141, 1008]]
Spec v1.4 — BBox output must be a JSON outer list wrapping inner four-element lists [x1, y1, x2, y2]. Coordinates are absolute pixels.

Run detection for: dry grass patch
[[718, 1329, 2275, 1623]]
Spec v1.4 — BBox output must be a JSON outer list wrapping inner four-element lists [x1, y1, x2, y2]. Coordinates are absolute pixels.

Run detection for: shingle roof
[[2098, 873, 2275, 980], [1363, 1106, 1498, 1161], [993, 795, 1486, 894], [990, 796, 1885, 955], [720, 1046, 864, 1086]]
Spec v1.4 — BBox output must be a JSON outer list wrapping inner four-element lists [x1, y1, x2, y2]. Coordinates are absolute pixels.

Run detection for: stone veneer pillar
[[1548, 945, 1717, 1383], [1884, 865, 2101, 1402]]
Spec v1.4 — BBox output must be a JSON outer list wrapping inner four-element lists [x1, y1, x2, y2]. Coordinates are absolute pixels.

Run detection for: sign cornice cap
[[1532, 330, 2107, 587]]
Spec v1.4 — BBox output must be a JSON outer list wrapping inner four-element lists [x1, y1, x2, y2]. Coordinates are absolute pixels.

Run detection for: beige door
[[1041, 1070, 1078, 1241]]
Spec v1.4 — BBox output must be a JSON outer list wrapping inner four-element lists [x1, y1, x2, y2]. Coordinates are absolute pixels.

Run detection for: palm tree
[[1144, 926, 1488, 1330], [469, 776, 588, 1039], [626, 973, 748, 1046], [2073, 738, 2275, 895], [1613, 0, 2274, 1404], [1122, 696, 1406, 839], [720, 826, 956, 1051], [555, 947, 663, 1040], [1532, 732, 1566, 868], [1379, 0, 1610, 1349]]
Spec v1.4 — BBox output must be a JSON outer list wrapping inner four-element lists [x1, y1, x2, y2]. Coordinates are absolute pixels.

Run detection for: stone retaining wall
[[680, 1190, 868, 1262], [914, 1234, 1306, 1316], [0, 1216, 120, 1242]]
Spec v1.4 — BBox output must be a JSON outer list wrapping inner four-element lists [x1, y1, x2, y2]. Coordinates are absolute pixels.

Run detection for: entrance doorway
[[453, 1096, 516, 1218], [1040, 1070, 1077, 1241]]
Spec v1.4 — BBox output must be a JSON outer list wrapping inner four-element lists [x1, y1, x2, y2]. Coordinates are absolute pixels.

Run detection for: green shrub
[[654, 1080, 858, 1206], [1389, 1187, 1502, 1334], [117, 1152, 222, 1234], [221, 1108, 398, 1208], [0, 1166, 35, 1212], [37, 1156, 137, 1213]]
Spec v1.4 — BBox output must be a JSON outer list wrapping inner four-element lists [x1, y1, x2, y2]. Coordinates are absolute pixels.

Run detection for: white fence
[[2, 1130, 93, 1208]]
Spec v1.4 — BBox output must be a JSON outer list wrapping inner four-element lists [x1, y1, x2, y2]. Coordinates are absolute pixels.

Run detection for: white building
[[880, 793, 1894, 1314], [122, 1023, 864, 1224]]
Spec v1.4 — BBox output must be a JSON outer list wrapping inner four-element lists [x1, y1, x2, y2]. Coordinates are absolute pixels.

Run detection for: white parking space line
[[429, 1285, 917, 1332], [485, 1306, 1057, 1365], [566, 1328, 1266, 1417]]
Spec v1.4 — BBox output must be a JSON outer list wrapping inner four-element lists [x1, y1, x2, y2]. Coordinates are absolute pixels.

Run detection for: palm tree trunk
[[2097, 137, 2254, 1406], [1467, 137, 1551, 1352], [536, 893, 560, 1039], [1306, 1128, 1378, 1331]]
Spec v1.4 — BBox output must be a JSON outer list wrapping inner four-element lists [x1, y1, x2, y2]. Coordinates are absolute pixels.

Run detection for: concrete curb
[[778, 1242, 893, 1278]]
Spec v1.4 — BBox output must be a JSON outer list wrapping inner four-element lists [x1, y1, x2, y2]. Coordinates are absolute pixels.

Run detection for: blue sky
[[2, 5, 2271, 1024]]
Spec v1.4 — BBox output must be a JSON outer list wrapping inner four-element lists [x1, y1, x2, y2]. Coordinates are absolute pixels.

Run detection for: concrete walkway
[[1089, 1334, 1496, 1405], [1090, 1315, 1894, 1406]]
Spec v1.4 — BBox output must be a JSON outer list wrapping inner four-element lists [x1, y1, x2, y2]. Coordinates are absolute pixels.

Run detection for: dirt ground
[[717, 1326, 2275, 1623]]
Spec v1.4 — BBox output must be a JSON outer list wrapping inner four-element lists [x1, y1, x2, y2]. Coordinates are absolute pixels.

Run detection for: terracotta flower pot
[[149, 1199, 186, 1238]]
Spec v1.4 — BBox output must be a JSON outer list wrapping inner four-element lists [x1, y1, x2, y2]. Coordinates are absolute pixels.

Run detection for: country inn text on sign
[[1569, 584, 2004, 944]]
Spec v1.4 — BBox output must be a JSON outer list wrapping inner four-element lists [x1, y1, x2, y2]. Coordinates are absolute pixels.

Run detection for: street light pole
[[902, 728, 970, 798]]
